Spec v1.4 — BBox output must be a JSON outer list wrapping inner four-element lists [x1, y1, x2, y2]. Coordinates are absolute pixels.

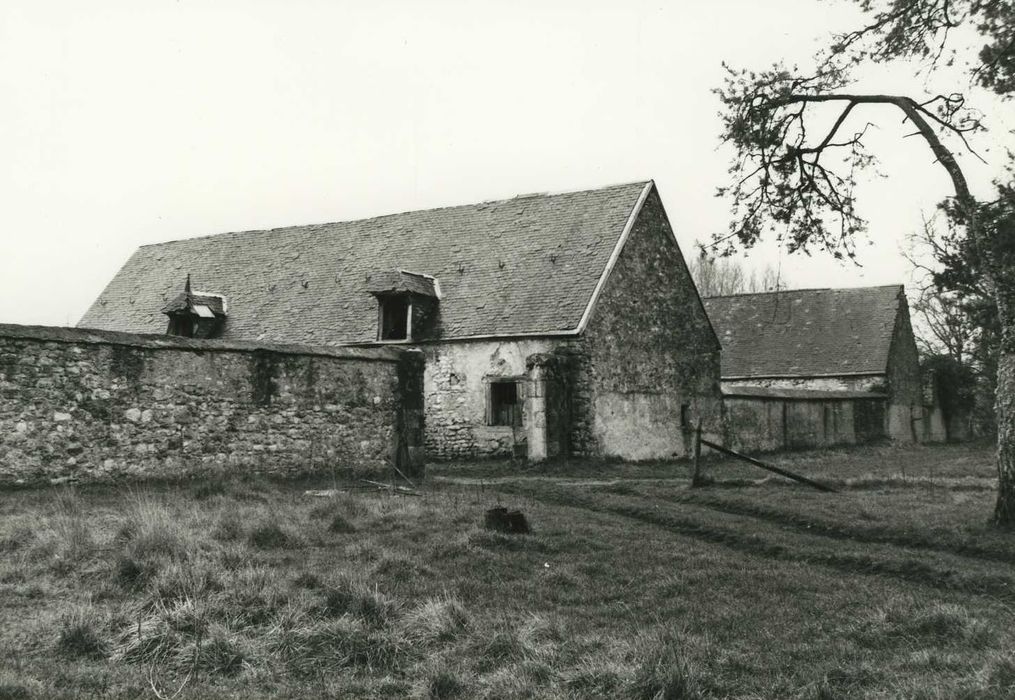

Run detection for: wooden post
[[691, 420, 703, 487]]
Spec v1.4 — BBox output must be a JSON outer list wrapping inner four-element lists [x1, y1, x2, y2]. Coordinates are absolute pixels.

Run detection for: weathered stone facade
[[723, 389, 888, 453], [567, 189, 723, 460], [416, 189, 722, 462], [421, 338, 556, 459], [0, 325, 423, 485], [884, 299, 924, 442], [724, 375, 885, 393]]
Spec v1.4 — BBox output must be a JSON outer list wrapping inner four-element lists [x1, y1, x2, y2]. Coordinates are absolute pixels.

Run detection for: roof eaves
[[722, 386, 889, 400], [722, 371, 887, 380], [574, 180, 654, 334], [341, 328, 581, 348], [703, 283, 906, 302]]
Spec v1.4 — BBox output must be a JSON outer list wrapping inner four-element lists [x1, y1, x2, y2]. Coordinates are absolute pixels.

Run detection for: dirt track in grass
[[2, 442, 1013, 698]]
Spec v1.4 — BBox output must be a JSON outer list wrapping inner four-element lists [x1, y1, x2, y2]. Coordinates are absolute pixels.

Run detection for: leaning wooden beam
[[391, 462, 417, 490], [360, 479, 422, 496], [699, 438, 836, 493]]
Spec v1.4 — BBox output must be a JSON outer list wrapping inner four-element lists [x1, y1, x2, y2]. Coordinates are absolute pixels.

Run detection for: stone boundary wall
[[0, 324, 424, 485]]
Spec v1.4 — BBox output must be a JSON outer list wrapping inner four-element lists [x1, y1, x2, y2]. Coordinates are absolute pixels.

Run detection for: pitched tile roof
[[703, 285, 905, 378], [79, 182, 651, 344]]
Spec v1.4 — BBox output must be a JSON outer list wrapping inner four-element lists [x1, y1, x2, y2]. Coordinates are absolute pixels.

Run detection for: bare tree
[[756, 264, 790, 294], [913, 290, 977, 362], [689, 252, 790, 297], [714, 1, 1015, 525], [906, 210, 1002, 433], [905, 215, 982, 363]]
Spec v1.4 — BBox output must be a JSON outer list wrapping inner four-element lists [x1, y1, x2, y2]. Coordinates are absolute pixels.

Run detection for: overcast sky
[[2, 0, 1011, 327]]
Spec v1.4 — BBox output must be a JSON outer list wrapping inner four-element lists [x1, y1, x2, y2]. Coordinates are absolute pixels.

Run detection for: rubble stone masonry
[[421, 338, 556, 459], [0, 325, 423, 485], [566, 189, 723, 459]]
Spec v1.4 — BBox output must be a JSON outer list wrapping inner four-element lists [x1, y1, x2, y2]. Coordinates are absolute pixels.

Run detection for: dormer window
[[162, 275, 228, 339], [167, 315, 197, 338], [367, 270, 440, 342], [379, 295, 410, 340]]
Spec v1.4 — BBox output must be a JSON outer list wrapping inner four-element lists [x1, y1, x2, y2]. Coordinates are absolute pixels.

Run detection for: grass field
[[1, 442, 1013, 698]]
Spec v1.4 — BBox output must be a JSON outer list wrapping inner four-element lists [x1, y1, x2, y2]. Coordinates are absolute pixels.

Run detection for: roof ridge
[[703, 283, 903, 301], [139, 180, 653, 250], [81, 179, 654, 342]]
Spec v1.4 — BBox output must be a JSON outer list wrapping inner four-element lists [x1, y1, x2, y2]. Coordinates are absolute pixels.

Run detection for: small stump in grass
[[248, 523, 289, 549], [483, 507, 530, 534], [57, 612, 108, 660], [293, 571, 322, 589], [329, 514, 356, 534], [115, 556, 150, 590]]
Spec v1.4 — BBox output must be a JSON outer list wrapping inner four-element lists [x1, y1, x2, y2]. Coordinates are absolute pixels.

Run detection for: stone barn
[[80, 180, 722, 462], [703, 285, 941, 449]]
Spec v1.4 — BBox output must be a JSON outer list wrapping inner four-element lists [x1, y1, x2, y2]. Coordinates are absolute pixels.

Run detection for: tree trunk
[[993, 350, 1015, 526], [989, 211, 1015, 527]]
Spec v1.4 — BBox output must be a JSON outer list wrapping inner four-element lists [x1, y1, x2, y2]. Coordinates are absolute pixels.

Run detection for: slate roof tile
[[703, 285, 904, 378], [79, 182, 651, 344]]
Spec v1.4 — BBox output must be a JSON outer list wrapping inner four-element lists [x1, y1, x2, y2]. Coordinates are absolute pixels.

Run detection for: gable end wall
[[886, 291, 922, 405], [565, 188, 722, 459], [885, 290, 923, 441]]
